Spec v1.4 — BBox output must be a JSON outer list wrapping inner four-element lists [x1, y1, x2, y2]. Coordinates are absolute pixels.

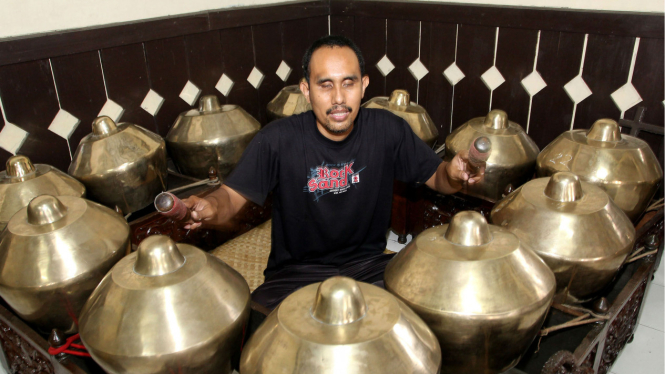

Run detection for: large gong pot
[[68, 116, 167, 214], [362, 89, 439, 147], [266, 84, 311, 121], [79, 235, 250, 374], [166, 95, 260, 180], [491, 172, 635, 302], [240, 276, 441, 374], [384, 211, 556, 374], [536, 118, 662, 221], [0, 195, 129, 333], [0, 155, 85, 230], [445, 110, 540, 202]]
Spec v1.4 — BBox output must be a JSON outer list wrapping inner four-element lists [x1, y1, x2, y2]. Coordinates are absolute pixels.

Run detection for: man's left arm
[[425, 150, 484, 195]]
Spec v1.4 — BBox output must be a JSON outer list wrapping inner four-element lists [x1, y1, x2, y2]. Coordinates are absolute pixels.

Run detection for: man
[[183, 35, 481, 310]]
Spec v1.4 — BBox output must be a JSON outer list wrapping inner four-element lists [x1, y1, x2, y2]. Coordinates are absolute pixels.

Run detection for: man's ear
[[300, 79, 311, 103], [361, 75, 370, 98]]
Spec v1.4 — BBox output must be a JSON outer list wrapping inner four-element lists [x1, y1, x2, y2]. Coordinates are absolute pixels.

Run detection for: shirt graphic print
[[304, 160, 365, 201]]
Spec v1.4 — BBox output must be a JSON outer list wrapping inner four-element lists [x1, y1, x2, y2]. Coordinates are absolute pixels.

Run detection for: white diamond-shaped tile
[[276, 61, 292, 82], [443, 62, 465, 86], [376, 55, 395, 77], [48, 109, 80, 139], [408, 59, 429, 81], [521, 71, 547, 96], [564, 76, 592, 104], [481, 66, 505, 91], [180, 81, 202, 106], [140, 89, 165, 116], [0, 123, 28, 155], [247, 67, 265, 89], [611, 83, 643, 112], [98, 99, 125, 123], [216, 74, 234, 97]]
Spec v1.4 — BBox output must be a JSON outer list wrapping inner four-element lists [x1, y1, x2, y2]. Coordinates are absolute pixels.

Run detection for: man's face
[[300, 46, 369, 140]]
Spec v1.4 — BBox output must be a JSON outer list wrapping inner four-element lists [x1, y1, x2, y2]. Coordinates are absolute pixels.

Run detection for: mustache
[[326, 105, 353, 115]]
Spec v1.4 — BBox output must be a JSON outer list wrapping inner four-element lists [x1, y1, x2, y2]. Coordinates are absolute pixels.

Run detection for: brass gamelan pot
[[0, 195, 129, 333], [384, 211, 556, 374], [166, 95, 260, 180], [445, 109, 540, 201], [79, 235, 250, 374], [68, 116, 167, 214], [491, 172, 636, 302], [240, 276, 441, 374], [266, 84, 311, 121], [362, 89, 439, 147], [536, 118, 662, 221], [0, 155, 85, 230]]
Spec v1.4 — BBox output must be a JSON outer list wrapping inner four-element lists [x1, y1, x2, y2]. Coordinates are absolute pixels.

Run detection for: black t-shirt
[[225, 108, 442, 276]]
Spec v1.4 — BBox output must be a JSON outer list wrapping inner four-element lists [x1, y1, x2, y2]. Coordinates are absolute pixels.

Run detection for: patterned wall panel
[[254, 22, 287, 125], [385, 19, 421, 101], [330, 15, 354, 38], [219, 26, 260, 121], [625, 38, 664, 128], [352, 17, 387, 103], [185, 31, 225, 98]]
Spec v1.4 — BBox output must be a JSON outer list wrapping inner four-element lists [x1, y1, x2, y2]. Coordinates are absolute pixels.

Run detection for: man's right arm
[[182, 185, 248, 229]]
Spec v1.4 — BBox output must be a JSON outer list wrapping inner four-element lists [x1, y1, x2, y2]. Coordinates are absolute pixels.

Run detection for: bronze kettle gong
[[536, 118, 662, 221], [0, 155, 85, 230], [266, 84, 312, 121], [384, 211, 556, 374], [0, 195, 129, 333], [166, 95, 261, 180], [491, 172, 636, 302], [362, 89, 439, 147], [240, 276, 441, 374], [68, 116, 167, 214], [445, 109, 540, 202], [79, 235, 251, 374]]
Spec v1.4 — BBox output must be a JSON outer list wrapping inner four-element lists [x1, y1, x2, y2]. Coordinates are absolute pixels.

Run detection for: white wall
[[0, 0, 662, 40]]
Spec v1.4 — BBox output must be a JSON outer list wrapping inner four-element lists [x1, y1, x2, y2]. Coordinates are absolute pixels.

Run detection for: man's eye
[[321, 84, 332, 89]]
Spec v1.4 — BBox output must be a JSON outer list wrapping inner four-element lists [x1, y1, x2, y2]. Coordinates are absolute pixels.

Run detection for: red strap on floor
[[47, 333, 91, 358]]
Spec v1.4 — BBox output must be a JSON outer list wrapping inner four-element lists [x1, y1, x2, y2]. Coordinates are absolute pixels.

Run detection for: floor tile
[[639, 284, 664, 332], [610, 325, 664, 374]]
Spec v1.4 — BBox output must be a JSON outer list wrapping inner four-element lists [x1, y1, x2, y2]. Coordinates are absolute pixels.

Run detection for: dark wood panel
[[529, 31, 585, 149], [282, 19, 312, 86], [219, 27, 260, 121], [574, 34, 635, 129], [0, 1, 329, 67], [492, 27, 539, 130], [208, 0, 329, 30], [385, 19, 420, 102], [254, 22, 286, 125], [0, 60, 71, 170], [452, 24, 496, 130], [100, 43, 157, 132], [307, 16, 331, 43], [420, 22, 456, 142], [0, 113, 11, 168], [330, 15, 354, 38], [185, 31, 224, 97], [625, 38, 664, 128], [353, 16, 387, 103], [144, 36, 192, 136], [50, 51, 108, 152], [331, 0, 664, 38], [416, 22, 431, 107]]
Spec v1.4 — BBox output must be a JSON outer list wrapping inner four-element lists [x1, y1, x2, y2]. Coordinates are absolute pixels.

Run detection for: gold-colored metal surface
[[445, 110, 540, 202], [68, 116, 168, 214], [266, 84, 312, 121], [0, 155, 85, 230], [362, 89, 439, 147], [384, 211, 556, 374], [166, 95, 261, 179], [0, 195, 129, 333], [536, 118, 663, 221], [490, 172, 636, 302], [240, 276, 441, 374], [79, 235, 250, 374]]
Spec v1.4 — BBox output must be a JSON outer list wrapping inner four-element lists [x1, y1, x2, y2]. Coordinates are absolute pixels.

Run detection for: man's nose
[[332, 85, 344, 105]]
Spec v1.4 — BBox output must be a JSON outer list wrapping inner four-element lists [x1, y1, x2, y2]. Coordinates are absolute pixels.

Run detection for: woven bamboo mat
[[211, 220, 272, 292]]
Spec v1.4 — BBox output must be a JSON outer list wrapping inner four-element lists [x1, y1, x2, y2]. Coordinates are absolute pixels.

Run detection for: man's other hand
[[182, 196, 217, 230], [447, 150, 485, 187]]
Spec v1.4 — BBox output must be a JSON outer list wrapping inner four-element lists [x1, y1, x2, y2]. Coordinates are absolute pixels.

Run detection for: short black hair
[[302, 35, 366, 84]]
